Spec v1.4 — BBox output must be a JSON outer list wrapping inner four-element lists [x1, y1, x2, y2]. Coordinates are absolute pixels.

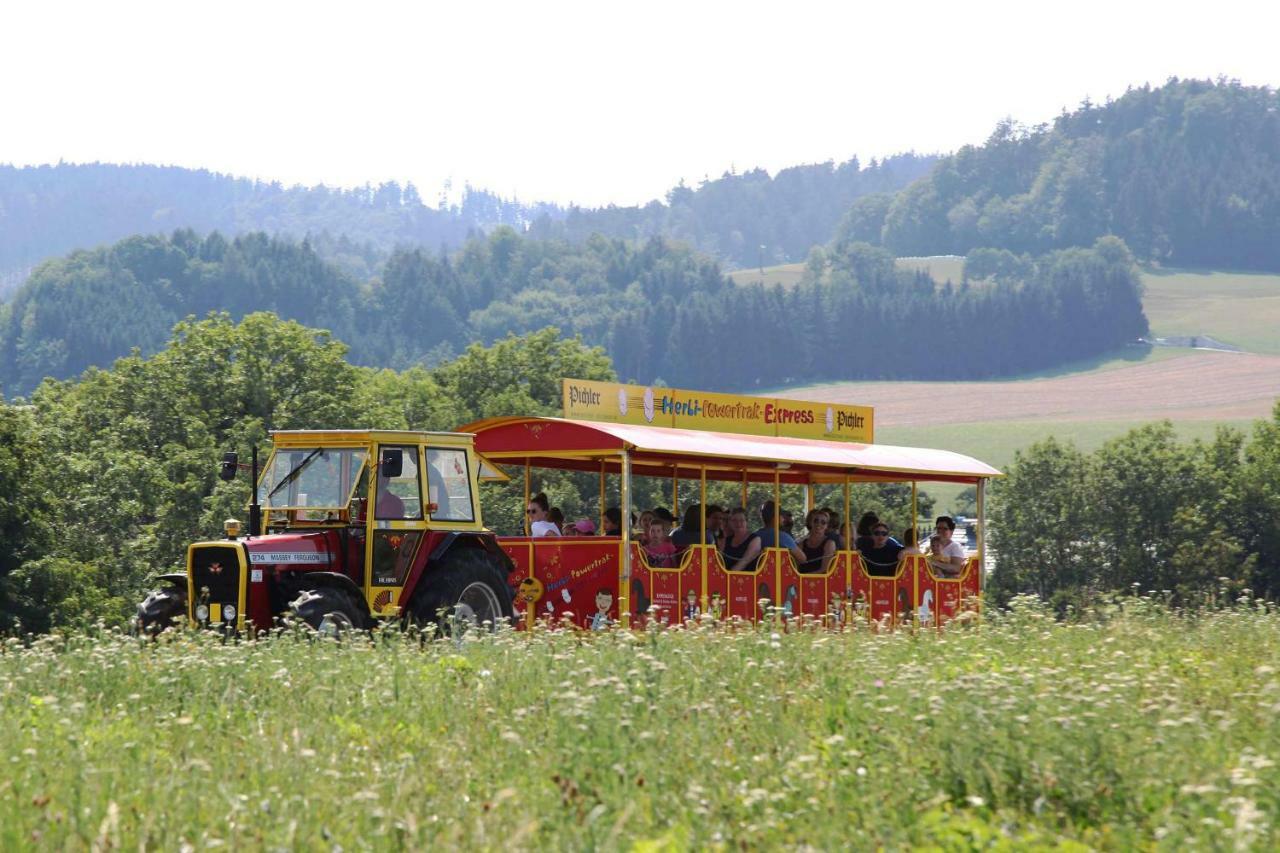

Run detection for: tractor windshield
[[258, 447, 369, 510]]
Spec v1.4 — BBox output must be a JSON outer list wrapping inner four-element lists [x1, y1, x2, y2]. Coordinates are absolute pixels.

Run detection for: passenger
[[929, 516, 966, 577], [798, 509, 836, 574], [602, 507, 623, 536], [861, 523, 903, 577], [854, 511, 880, 552], [721, 508, 762, 572], [549, 506, 565, 532], [568, 518, 596, 536], [636, 510, 654, 540], [780, 510, 795, 538], [671, 504, 715, 548], [652, 507, 675, 536], [706, 504, 728, 547], [900, 527, 921, 555], [644, 519, 677, 568], [754, 500, 807, 567], [527, 493, 561, 537], [823, 508, 845, 550]]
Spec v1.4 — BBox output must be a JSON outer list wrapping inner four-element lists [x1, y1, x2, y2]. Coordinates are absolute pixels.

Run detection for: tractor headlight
[[224, 518, 242, 539], [224, 605, 236, 621], [196, 604, 210, 621]]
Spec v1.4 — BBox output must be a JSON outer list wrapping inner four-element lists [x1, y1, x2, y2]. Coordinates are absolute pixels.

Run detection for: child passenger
[[644, 519, 677, 568]]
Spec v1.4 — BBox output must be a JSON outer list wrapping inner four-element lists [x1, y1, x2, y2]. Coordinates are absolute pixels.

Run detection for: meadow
[[3, 603, 1278, 849]]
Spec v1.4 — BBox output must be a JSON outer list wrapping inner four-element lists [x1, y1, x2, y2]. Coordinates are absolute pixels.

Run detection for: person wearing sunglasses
[[526, 492, 561, 537], [860, 524, 903, 577]]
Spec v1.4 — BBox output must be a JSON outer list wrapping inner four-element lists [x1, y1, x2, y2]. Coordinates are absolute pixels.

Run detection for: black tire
[[136, 585, 188, 634], [408, 547, 515, 635], [290, 587, 368, 635]]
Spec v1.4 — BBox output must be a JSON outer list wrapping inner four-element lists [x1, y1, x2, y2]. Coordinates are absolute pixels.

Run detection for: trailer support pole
[[523, 458, 531, 536], [620, 451, 633, 629], [598, 460, 606, 533]]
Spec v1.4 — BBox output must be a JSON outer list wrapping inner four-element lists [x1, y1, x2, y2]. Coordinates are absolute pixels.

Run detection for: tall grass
[[2, 600, 1277, 848]]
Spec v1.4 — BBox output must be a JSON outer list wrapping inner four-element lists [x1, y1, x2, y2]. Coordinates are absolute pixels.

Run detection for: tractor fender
[[153, 572, 188, 588], [295, 572, 373, 622], [403, 532, 515, 604]]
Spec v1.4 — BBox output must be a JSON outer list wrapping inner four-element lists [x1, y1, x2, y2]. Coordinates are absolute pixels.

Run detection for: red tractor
[[136, 429, 516, 635]]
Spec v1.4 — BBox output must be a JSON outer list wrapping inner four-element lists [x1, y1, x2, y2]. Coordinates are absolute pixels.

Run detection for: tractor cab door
[[364, 444, 427, 616]]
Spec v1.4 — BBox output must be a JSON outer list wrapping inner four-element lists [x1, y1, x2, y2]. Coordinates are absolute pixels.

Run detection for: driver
[[376, 480, 406, 519]]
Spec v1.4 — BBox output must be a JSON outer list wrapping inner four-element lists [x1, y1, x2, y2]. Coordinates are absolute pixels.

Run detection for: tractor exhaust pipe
[[249, 445, 262, 537]]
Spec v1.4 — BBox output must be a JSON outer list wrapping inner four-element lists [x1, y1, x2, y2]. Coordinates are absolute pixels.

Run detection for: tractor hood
[[239, 531, 335, 567]]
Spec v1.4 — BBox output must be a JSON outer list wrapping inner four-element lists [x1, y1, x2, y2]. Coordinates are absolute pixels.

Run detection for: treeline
[[0, 163, 556, 295], [527, 153, 936, 269], [990, 414, 1280, 608], [0, 317, 614, 631], [851, 78, 1280, 271], [0, 228, 1146, 396]]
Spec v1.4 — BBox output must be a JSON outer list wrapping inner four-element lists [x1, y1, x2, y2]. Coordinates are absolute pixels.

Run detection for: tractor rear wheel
[[136, 584, 188, 634], [290, 587, 368, 635], [408, 547, 515, 636]]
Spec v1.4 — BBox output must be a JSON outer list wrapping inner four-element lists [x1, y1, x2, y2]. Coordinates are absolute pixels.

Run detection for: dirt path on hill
[[783, 351, 1280, 427]]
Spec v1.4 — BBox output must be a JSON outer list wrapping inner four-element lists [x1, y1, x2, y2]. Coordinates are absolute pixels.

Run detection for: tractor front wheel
[[136, 584, 188, 635], [290, 587, 368, 635]]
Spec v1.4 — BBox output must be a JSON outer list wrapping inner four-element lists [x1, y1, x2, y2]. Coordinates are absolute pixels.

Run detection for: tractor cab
[[138, 430, 515, 635]]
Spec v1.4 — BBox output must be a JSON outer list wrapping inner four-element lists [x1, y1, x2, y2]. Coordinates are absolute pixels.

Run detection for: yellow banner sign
[[562, 379, 874, 443]]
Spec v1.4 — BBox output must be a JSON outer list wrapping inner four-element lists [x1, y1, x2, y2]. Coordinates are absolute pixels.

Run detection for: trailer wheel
[[136, 584, 188, 634], [290, 587, 367, 634], [409, 547, 515, 635]]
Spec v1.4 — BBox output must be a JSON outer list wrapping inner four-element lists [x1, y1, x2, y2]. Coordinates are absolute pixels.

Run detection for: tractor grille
[[191, 546, 242, 609]]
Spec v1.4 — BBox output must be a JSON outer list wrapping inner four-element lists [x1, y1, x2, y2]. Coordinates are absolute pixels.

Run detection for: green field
[[726, 262, 806, 288], [4, 610, 1277, 848], [895, 255, 966, 285], [1142, 268, 1280, 355]]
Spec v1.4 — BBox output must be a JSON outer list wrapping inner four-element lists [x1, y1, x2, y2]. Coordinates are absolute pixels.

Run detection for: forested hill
[[855, 78, 1280, 270], [0, 163, 556, 296], [526, 154, 937, 270], [0, 155, 935, 299], [0, 227, 1146, 397]]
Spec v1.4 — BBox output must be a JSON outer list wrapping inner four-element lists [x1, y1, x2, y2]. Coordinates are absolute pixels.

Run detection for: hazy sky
[[2, 0, 1276, 207]]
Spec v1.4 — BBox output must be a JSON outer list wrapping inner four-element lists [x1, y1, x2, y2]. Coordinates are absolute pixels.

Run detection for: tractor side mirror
[[219, 451, 239, 482], [380, 448, 403, 479]]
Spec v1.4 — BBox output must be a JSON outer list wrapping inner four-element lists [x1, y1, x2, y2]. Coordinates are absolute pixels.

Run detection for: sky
[[2, 0, 1277, 208]]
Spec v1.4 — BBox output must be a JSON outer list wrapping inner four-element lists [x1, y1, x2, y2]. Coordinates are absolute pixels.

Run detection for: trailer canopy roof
[[460, 417, 1001, 485]]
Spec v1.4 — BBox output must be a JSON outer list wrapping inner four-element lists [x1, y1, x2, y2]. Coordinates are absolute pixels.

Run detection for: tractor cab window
[[260, 448, 368, 516], [425, 447, 474, 522], [375, 445, 423, 520]]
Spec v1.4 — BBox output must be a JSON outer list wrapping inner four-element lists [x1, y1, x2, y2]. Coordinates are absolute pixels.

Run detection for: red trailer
[[463, 416, 999, 630]]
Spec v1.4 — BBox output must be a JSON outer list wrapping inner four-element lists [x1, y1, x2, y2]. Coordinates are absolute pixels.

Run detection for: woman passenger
[[855, 511, 880, 552], [671, 504, 715, 548], [798, 509, 836, 574], [527, 493, 561, 537], [636, 510, 655, 540], [721, 508, 762, 572]]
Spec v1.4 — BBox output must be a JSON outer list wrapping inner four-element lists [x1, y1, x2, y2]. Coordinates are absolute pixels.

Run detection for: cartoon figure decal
[[588, 588, 613, 630], [683, 589, 700, 621]]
